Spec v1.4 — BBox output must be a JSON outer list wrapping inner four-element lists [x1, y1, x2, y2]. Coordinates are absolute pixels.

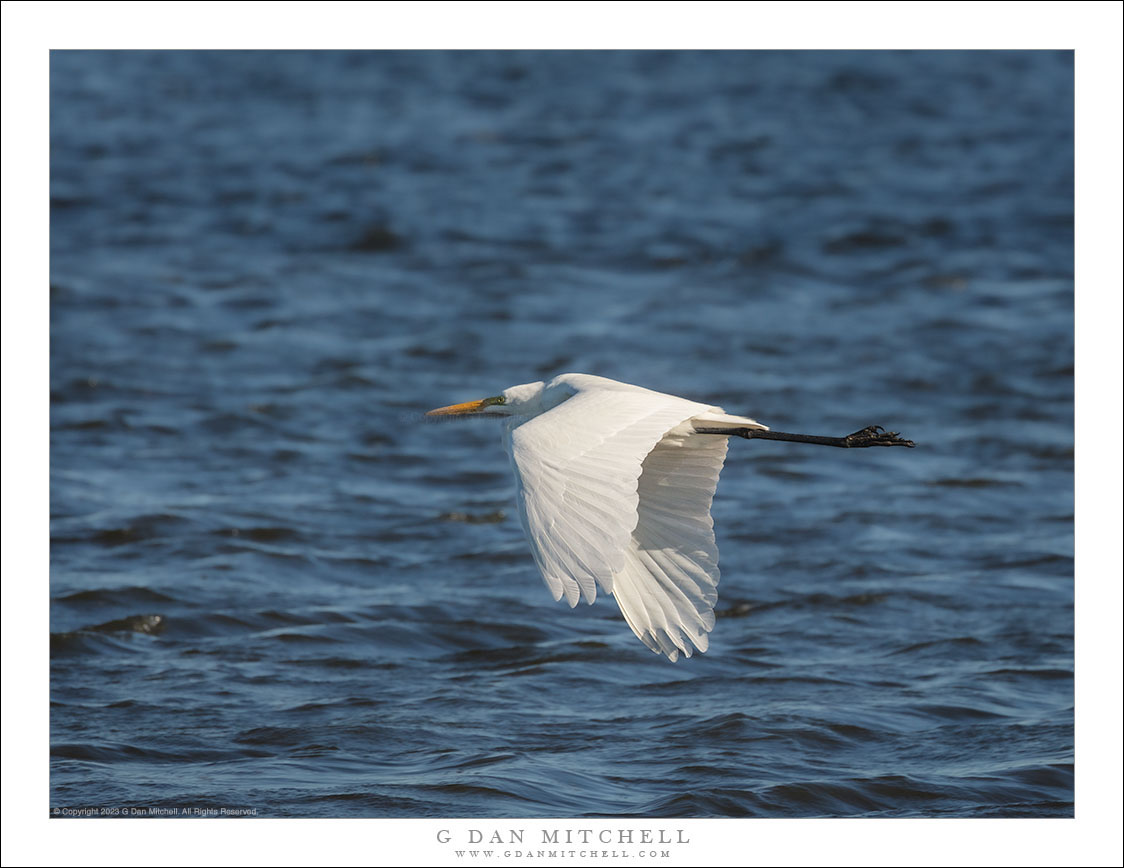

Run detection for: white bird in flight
[[428, 373, 913, 661]]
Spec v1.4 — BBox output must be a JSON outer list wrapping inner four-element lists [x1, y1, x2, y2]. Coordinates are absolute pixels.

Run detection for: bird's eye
[[495, 396, 506, 405]]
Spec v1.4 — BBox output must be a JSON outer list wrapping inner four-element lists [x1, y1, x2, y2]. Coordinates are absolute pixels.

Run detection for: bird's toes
[[845, 425, 915, 448]]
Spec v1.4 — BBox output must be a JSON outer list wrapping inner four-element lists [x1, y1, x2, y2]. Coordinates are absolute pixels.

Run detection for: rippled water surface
[[50, 50, 1073, 818]]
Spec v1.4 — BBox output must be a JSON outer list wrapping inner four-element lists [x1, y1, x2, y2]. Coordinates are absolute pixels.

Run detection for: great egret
[[428, 373, 913, 661]]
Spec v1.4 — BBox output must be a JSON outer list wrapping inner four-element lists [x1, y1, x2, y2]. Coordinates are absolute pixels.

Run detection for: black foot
[[844, 425, 915, 448]]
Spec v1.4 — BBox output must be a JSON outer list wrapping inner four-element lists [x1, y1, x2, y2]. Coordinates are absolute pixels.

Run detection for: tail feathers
[[692, 410, 768, 432]]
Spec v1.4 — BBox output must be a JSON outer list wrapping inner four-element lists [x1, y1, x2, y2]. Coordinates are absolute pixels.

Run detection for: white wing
[[503, 389, 707, 608], [610, 422, 730, 661], [503, 382, 748, 661]]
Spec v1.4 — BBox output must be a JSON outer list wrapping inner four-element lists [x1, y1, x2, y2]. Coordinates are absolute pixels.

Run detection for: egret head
[[426, 380, 549, 419]]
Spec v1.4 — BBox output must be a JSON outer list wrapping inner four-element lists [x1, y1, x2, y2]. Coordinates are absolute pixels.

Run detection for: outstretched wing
[[503, 390, 704, 607], [608, 423, 730, 661]]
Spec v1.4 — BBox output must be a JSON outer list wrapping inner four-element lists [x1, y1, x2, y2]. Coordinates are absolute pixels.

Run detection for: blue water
[[50, 50, 1073, 818]]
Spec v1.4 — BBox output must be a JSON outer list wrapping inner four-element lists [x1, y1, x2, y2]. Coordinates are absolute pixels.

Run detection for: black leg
[[695, 425, 915, 448]]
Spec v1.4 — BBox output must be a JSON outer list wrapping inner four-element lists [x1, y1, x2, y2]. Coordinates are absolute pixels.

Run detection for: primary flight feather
[[428, 373, 912, 661]]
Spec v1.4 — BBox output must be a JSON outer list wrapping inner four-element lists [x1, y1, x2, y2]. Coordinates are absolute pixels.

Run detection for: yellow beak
[[426, 398, 490, 417]]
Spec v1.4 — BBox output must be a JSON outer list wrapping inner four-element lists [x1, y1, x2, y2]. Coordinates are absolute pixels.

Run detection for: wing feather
[[502, 381, 734, 661], [608, 425, 730, 661], [504, 390, 706, 606]]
